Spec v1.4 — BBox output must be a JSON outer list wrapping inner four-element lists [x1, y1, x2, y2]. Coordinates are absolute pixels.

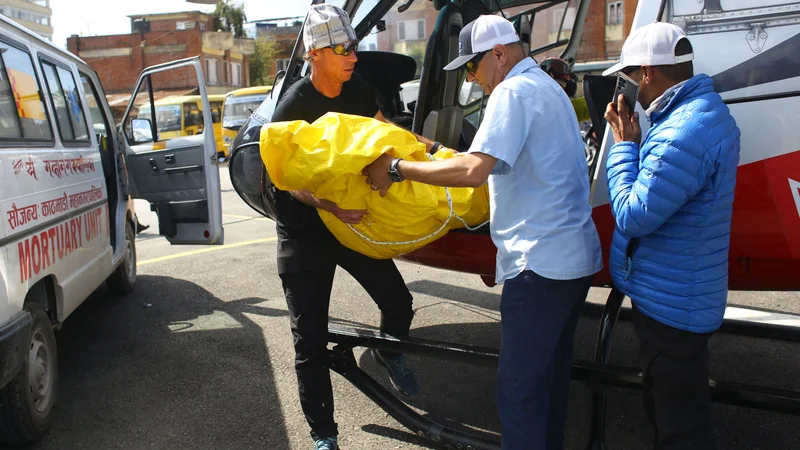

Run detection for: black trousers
[[279, 239, 414, 441], [632, 305, 716, 450]]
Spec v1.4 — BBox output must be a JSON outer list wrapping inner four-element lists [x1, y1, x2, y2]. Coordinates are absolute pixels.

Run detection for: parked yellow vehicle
[[207, 94, 225, 156], [137, 95, 223, 150], [138, 95, 204, 141], [221, 85, 271, 158]]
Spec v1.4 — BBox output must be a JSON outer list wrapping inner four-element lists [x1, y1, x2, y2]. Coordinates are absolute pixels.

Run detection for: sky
[[51, 0, 312, 49]]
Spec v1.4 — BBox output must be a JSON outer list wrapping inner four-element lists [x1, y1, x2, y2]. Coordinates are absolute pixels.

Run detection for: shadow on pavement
[[360, 424, 440, 449], [406, 279, 500, 310], [352, 302, 800, 450], [26, 275, 292, 450]]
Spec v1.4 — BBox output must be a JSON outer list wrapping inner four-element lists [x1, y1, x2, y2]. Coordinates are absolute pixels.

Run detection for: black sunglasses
[[622, 65, 641, 76], [329, 40, 359, 56], [465, 51, 489, 75]]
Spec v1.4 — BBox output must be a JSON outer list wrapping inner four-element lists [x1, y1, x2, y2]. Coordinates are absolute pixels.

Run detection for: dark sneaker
[[371, 349, 420, 397], [314, 436, 339, 450]]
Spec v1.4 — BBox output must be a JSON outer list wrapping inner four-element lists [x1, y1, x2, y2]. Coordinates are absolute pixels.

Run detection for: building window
[[206, 58, 218, 84], [4, 7, 50, 26], [231, 62, 241, 86], [608, 1, 623, 26], [398, 19, 425, 41], [358, 41, 377, 52], [276, 59, 290, 73]]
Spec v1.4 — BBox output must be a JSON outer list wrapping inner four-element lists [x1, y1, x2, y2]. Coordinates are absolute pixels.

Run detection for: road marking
[[137, 237, 276, 267], [223, 213, 271, 221]]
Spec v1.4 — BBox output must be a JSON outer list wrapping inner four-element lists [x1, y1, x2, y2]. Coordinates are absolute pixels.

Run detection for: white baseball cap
[[444, 15, 520, 71], [303, 4, 358, 52], [602, 22, 694, 76]]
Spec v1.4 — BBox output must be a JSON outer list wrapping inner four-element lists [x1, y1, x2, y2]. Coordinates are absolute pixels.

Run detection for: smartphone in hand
[[614, 72, 640, 113]]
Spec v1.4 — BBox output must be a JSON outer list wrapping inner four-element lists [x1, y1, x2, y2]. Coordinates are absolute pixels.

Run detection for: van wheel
[[0, 305, 58, 444], [106, 222, 136, 294]]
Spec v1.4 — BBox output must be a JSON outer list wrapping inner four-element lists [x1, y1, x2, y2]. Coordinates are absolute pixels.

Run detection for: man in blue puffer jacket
[[603, 22, 740, 450]]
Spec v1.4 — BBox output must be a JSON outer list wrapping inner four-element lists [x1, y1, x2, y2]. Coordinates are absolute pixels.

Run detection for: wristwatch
[[388, 158, 404, 182], [430, 141, 442, 154]]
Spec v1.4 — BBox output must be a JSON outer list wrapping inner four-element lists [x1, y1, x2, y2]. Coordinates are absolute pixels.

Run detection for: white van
[[0, 16, 223, 443]]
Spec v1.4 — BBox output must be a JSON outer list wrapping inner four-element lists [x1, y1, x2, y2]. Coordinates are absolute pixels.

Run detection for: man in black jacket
[[270, 5, 421, 450]]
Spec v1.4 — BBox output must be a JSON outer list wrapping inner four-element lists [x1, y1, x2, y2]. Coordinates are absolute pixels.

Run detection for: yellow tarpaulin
[[261, 112, 490, 259]]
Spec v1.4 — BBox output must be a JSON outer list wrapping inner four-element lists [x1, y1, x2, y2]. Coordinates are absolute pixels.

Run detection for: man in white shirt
[[364, 15, 602, 450]]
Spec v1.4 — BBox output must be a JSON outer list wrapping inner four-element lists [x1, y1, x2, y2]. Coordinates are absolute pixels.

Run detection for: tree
[[213, 0, 247, 38], [249, 36, 281, 86], [407, 45, 426, 76]]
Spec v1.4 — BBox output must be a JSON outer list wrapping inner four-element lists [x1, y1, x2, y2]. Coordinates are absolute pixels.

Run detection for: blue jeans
[[497, 270, 593, 450]]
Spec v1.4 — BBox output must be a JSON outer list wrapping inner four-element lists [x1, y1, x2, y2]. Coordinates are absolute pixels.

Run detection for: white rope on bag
[[345, 153, 490, 247]]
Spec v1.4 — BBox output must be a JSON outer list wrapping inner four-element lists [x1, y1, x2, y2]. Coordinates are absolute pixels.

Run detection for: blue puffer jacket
[[606, 74, 740, 333]]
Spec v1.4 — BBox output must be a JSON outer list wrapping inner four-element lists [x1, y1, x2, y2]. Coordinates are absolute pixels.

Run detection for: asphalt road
[[23, 167, 800, 450]]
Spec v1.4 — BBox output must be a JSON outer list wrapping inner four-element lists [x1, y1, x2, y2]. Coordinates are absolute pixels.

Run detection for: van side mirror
[[132, 118, 153, 143]]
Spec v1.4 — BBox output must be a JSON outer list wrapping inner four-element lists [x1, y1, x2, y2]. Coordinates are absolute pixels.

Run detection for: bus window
[[157, 105, 182, 132], [184, 102, 200, 126], [210, 101, 222, 123]]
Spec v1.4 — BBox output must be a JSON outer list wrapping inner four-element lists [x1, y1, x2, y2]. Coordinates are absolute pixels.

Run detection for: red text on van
[[17, 206, 105, 283]]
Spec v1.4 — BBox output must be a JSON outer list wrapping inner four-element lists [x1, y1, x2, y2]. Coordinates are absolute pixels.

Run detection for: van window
[[0, 62, 20, 138], [0, 54, 22, 139], [0, 40, 52, 141], [157, 105, 181, 132], [41, 62, 89, 142], [79, 73, 116, 180], [139, 103, 183, 133], [79, 73, 111, 144], [125, 66, 203, 143]]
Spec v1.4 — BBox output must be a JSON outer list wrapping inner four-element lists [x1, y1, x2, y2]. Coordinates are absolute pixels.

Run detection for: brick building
[[67, 11, 254, 97], [376, 1, 439, 73], [371, 0, 638, 69], [576, 0, 638, 62]]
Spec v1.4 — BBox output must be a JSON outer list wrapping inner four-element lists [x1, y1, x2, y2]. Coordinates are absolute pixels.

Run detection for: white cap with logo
[[603, 22, 694, 76], [444, 15, 520, 71], [303, 4, 358, 52]]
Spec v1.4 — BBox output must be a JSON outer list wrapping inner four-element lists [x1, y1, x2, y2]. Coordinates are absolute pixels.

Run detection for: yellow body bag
[[260, 112, 489, 259]]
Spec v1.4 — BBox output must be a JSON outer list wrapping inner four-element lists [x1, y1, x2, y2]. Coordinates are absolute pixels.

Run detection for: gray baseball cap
[[303, 4, 358, 51], [444, 15, 520, 71]]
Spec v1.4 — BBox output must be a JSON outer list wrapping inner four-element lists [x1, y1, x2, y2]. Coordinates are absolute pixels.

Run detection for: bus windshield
[[223, 95, 267, 129]]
